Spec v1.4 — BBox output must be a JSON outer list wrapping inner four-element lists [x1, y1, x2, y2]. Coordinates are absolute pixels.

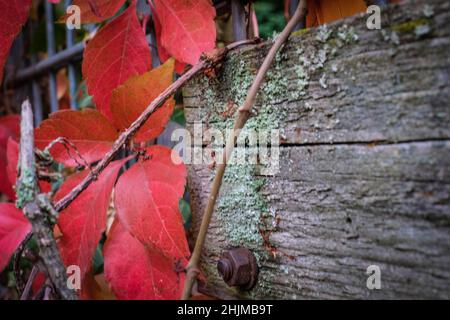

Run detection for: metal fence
[[4, 0, 253, 126], [4, 0, 389, 126]]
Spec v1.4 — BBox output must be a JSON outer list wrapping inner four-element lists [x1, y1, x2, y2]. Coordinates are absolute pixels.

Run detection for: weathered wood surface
[[182, 0, 450, 299]]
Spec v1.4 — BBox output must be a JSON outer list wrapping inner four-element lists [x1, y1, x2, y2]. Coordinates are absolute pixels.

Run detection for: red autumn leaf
[[31, 271, 46, 296], [152, 0, 216, 66], [82, 1, 152, 121], [0, 115, 20, 199], [0, 147, 13, 199], [104, 220, 184, 299], [0, 0, 32, 85], [54, 158, 127, 293], [0, 203, 31, 272], [60, 0, 126, 24], [6, 138, 51, 194], [0, 115, 20, 148], [115, 145, 189, 262], [150, 3, 186, 74], [35, 109, 118, 167], [110, 59, 175, 142], [6, 137, 18, 192]]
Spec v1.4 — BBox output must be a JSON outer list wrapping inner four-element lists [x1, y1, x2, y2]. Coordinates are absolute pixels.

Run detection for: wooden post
[[182, 0, 450, 299]]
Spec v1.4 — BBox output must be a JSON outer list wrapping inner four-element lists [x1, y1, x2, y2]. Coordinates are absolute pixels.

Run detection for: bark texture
[[182, 0, 450, 299]]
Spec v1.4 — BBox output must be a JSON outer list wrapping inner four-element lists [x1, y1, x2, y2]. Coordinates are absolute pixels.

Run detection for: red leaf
[[31, 272, 46, 296], [35, 109, 118, 167], [0, 147, 13, 199], [82, 2, 152, 121], [104, 220, 184, 299], [115, 145, 188, 262], [150, 3, 186, 74], [0, 115, 20, 199], [0, 0, 32, 85], [110, 58, 175, 142], [152, 0, 216, 66], [54, 159, 127, 292], [0, 115, 20, 149], [6, 137, 18, 192], [60, 0, 126, 24], [0, 203, 31, 272]]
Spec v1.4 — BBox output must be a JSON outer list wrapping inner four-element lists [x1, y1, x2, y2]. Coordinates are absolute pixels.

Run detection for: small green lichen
[[316, 24, 333, 43], [291, 23, 358, 100], [382, 17, 432, 45], [216, 164, 269, 247], [336, 24, 359, 45], [291, 28, 309, 38], [15, 168, 35, 209], [391, 18, 429, 34], [422, 4, 434, 18]]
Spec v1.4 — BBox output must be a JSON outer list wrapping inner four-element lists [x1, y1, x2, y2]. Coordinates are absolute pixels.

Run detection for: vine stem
[[181, 0, 308, 300], [53, 39, 258, 212]]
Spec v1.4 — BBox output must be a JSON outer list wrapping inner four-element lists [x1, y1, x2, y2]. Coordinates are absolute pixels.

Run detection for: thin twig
[[54, 39, 258, 212], [181, 0, 308, 300], [20, 265, 39, 300], [44, 137, 91, 169]]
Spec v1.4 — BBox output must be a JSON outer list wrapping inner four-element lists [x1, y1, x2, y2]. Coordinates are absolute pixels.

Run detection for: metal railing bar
[[7, 34, 155, 88], [5, 42, 84, 87], [231, 0, 247, 41], [31, 59, 43, 125], [28, 21, 43, 125], [26, 19, 44, 126], [289, 0, 306, 31], [65, 0, 78, 109], [45, 1, 59, 113]]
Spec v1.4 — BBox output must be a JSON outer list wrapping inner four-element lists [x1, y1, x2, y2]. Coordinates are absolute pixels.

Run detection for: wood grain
[[182, 0, 450, 299]]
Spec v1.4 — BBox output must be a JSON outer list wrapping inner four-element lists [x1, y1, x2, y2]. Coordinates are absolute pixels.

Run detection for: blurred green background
[[254, 0, 285, 38]]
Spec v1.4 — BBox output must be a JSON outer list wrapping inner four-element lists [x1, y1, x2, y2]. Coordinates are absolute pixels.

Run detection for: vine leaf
[[150, 2, 186, 74], [152, 0, 216, 66], [110, 58, 175, 142], [35, 109, 118, 167], [104, 220, 185, 299], [59, 0, 126, 24], [0, 0, 32, 85], [82, 1, 151, 121], [114, 145, 189, 262], [5, 138, 19, 195], [54, 158, 127, 296], [0, 203, 31, 272], [0, 115, 20, 199]]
